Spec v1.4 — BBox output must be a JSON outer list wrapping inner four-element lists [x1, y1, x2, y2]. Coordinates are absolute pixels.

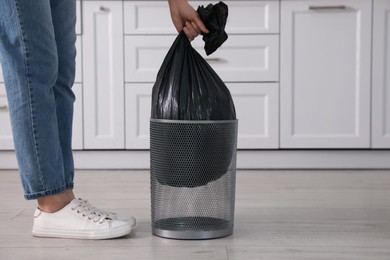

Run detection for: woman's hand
[[168, 0, 209, 41]]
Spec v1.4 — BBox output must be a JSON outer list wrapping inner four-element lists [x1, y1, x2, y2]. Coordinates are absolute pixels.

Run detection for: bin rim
[[150, 118, 238, 124]]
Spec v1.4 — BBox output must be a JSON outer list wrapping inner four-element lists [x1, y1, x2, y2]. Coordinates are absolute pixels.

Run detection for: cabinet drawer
[[124, 82, 279, 149], [225, 1, 279, 34], [124, 1, 279, 35], [124, 1, 173, 35], [0, 84, 14, 150], [125, 35, 279, 83]]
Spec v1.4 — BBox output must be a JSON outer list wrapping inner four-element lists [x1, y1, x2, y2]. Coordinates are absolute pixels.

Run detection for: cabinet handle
[[99, 6, 107, 11], [204, 57, 221, 62], [0, 105, 8, 110], [309, 5, 346, 10]]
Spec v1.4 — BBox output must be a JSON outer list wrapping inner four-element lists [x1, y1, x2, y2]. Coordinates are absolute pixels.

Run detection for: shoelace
[[77, 199, 117, 219], [71, 199, 111, 224]]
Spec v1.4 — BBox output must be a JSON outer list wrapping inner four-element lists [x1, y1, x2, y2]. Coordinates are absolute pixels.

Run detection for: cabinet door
[[0, 84, 14, 150], [280, 0, 371, 148], [82, 1, 124, 149], [372, 0, 390, 148], [228, 83, 279, 149], [125, 83, 152, 149]]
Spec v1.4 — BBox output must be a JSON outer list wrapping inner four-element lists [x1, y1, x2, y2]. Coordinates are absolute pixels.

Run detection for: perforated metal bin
[[150, 119, 238, 239]]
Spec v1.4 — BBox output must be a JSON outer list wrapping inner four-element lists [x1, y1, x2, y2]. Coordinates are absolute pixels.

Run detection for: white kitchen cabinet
[[0, 84, 13, 150], [82, 1, 125, 149], [372, 0, 390, 148], [124, 0, 280, 150], [280, 0, 372, 148]]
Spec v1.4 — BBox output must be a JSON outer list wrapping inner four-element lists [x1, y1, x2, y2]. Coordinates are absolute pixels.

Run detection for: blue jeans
[[0, 0, 76, 199]]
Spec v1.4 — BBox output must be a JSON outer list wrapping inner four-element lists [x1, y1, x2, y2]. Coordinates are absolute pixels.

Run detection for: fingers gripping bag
[[150, 2, 237, 188]]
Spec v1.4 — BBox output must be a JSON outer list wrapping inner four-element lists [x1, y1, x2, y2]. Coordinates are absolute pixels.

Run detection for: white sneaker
[[32, 199, 132, 240], [75, 198, 136, 227]]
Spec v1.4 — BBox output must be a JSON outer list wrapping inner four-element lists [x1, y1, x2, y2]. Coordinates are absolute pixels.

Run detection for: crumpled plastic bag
[[197, 1, 229, 55]]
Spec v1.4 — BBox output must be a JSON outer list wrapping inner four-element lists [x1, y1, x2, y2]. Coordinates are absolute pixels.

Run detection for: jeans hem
[[24, 182, 74, 200]]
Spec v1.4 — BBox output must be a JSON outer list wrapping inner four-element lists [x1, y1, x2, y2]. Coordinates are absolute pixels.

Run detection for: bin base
[[152, 217, 233, 240]]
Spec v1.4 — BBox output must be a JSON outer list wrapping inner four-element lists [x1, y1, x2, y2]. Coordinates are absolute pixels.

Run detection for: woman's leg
[[34, 0, 78, 213], [50, 0, 77, 195], [0, 0, 72, 200]]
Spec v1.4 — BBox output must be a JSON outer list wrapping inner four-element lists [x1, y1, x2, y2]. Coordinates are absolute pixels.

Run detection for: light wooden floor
[[1, 170, 390, 260]]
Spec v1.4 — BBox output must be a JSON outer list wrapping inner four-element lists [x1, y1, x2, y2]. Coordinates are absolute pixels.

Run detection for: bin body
[[150, 119, 238, 239]]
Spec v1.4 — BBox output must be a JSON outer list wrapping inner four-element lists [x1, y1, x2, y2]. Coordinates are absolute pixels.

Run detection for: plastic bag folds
[[151, 31, 235, 120], [197, 1, 229, 56]]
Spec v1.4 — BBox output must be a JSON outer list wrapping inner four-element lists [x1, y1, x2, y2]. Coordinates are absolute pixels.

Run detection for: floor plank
[[0, 170, 389, 259], [226, 246, 390, 260]]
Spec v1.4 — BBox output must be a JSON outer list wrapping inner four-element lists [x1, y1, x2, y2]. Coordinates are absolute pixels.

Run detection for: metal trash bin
[[150, 119, 238, 239]]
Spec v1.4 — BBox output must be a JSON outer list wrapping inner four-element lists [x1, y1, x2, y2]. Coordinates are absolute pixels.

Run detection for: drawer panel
[[124, 1, 279, 35], [225, 1, 279, 34], [192, 35, 279, 82], [124, 1, 174, 35], [125, 35, 279, 83], [124, 82, 279, 149], [0, 84, 14, 150]]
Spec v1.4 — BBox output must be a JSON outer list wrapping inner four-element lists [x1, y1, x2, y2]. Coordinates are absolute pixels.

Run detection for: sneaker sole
[[129, 218, 136, 228], [32, 225, 132, 240]]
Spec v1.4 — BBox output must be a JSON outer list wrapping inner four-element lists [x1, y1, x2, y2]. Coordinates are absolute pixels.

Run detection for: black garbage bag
[[150, 2, 236, 187], [151, 1, 235, 120]]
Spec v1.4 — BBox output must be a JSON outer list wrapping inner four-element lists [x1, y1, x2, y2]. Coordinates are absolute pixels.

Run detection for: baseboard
[[1, 150, 390, 170]]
